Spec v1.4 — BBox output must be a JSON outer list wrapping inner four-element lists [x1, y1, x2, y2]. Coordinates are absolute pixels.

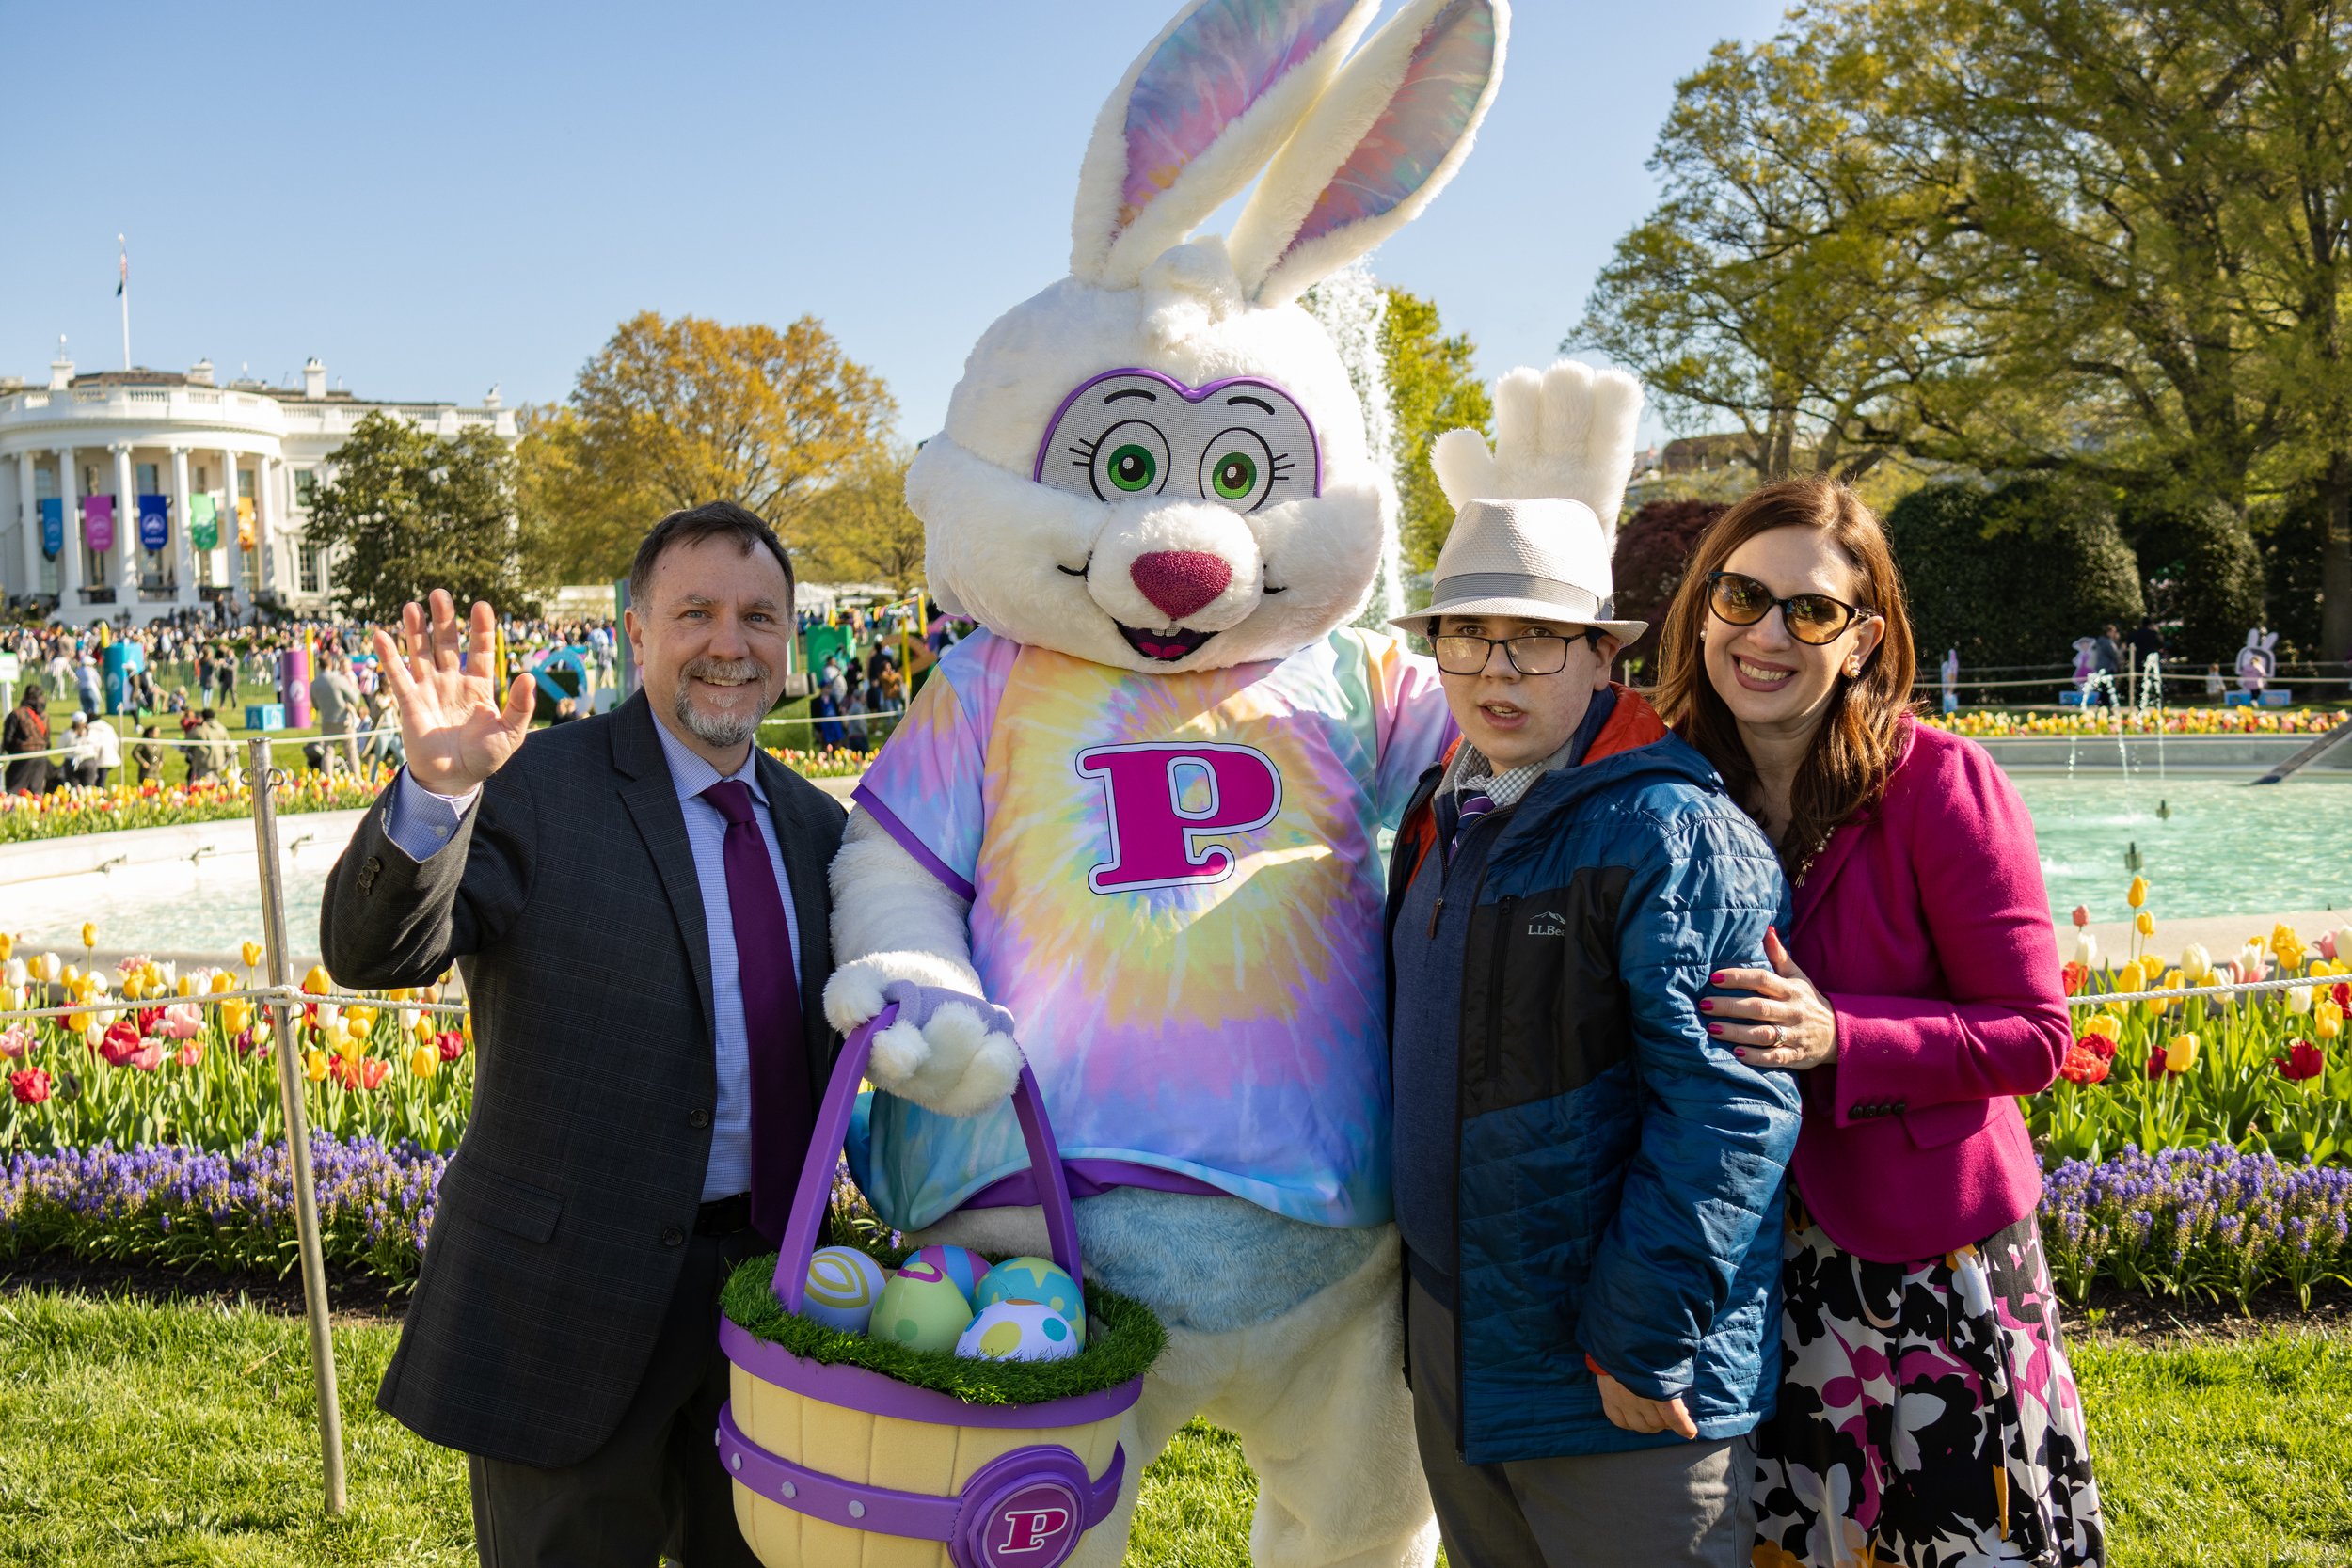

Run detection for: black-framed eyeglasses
[[1430, 630, 1597, 677], [1705, 570, 1875, 646]]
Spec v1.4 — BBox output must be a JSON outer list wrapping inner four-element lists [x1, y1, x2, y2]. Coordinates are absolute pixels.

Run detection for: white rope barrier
[[2067, 972, 2344, 1008], [0, 985, 469, 1025]]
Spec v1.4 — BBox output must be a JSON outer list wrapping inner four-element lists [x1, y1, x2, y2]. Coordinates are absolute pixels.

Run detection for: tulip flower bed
[[1, 952, 473, 1157], [762, 742, 869, 780], [0, 773, 387, 845], [1928, 706, 2350, 737], [2033, 898, 2352, 1168]]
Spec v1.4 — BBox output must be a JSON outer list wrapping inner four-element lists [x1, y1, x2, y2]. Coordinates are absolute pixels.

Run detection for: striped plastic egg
[[801, 1245, 888, 1334]]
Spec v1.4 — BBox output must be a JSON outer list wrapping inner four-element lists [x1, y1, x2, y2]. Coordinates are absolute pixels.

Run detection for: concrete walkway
[[2069, 908, 2349, 963]]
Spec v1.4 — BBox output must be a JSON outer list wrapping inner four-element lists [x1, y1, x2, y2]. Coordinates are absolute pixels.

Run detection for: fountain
[[1304, 261, 1409, 628]]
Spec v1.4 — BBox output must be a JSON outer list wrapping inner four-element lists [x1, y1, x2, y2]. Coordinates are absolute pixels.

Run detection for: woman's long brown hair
[[1652, 477, 1918, 875]]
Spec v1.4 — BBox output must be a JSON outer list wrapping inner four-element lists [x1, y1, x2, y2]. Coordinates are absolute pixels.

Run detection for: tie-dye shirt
[[850, 626, 1452, 1230]]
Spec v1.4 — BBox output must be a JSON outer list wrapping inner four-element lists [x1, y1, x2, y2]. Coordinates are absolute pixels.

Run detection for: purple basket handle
[[772, 1003, 1085, 1311]]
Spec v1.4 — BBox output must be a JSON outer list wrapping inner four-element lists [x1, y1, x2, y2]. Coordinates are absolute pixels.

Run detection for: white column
[[255, 454, 281, 598], [111, 443, 137, 600], [56, 446, 83, 613], [220, 449, 243, 615], [169, 446, 198, 609], [15, 451, 37, 599]]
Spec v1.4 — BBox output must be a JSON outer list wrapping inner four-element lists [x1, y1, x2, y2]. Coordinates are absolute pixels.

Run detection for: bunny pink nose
[[1128, 551, 1232, 622]]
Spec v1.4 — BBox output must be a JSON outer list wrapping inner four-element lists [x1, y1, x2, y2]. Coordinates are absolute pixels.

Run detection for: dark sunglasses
[[1430, 629, 1599, 676], [1705, 570, 1874, 646]]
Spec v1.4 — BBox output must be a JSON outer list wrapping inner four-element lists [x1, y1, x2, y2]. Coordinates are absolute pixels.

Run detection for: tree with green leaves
[[1576, 24, 1950, 483], [305, 413, 537, 626], [1380, 287, 1492, 573]]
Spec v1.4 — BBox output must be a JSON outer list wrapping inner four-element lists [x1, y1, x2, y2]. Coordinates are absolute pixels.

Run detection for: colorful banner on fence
[[37, 498, 62, 558], [137, 494, 169, 553], [190, 492, 218, 551], [235, 496, 255, 549], [83, 495, 115, 553]]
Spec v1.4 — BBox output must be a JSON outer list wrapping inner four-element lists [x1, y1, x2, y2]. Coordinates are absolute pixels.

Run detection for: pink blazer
[[1787, 719, 2069, 1263]]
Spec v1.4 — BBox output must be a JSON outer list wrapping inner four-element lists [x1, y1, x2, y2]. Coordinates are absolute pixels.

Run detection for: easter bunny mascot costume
[[824, 3, 1636, 1563]]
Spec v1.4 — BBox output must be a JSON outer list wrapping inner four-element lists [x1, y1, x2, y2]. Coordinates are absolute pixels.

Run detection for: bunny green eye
[[1198, 428, 1278, 513], [1085, 420, 1171, 502], [1108, 445, 1157, 492]]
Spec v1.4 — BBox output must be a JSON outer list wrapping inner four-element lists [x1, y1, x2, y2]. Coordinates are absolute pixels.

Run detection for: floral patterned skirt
[[1752, 1204, 2106, 1567]]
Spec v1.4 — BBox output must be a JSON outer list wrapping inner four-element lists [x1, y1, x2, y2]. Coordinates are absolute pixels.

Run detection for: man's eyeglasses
[[1430, 630, 1596, 677], [1705, 571, 1874, 646]]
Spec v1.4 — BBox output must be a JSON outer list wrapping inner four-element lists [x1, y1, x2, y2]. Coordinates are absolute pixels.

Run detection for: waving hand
[[371, 590, 536, 796]]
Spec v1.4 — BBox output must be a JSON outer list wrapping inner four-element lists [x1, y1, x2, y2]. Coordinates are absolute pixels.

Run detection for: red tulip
[[2146, 1047, 2170, 1080], [2058, 1041, 2112, 1085], [2061, 960, 2090, 997], [9, 1067, 51, 1104], [2275, 1040, 2326, 1081], [98, 1020, 143, 1066], [437, 1029, 467, 1063], [2335, 982, 2350, 1013]]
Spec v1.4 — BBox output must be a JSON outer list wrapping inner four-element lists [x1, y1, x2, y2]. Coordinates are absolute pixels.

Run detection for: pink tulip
[[155, 1004, 202, 1040], [174, 1038, 204, 1068], [0, 1024, 30, 1060], [2072, 905, 2091, 928]]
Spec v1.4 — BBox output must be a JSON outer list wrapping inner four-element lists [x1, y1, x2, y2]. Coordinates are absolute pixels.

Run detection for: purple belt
[[716, 1402, 1124, 1568]]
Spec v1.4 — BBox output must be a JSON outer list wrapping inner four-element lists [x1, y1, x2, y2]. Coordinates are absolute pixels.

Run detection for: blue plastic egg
[[956, 1300, 1080, 1363], [871, 1260, 976, 1353], [970, 1255, 1085, 1347], [801, 1245, 888, 1334], [907, 1243, 993, 1302]]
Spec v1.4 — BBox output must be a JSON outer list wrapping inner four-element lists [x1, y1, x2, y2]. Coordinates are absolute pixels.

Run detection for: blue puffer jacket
[[1386, 695, 1801, 1464]]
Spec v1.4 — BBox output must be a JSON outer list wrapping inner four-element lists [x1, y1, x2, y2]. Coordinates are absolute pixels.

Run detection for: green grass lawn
[[2, 1290, 2344, 1566]]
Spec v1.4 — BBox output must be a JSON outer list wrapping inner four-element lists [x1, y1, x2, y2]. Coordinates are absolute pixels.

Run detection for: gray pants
[[1407, 1279, 1754, 1568]]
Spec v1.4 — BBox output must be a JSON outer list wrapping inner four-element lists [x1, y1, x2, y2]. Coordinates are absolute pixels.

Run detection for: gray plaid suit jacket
[[320, 691, 846, 1466]]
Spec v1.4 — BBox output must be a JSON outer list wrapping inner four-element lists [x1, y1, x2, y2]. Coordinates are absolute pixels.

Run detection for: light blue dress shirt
[[384, 721, 803, 1201]]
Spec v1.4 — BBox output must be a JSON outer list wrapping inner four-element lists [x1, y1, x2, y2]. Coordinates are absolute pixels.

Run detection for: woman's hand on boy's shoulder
[[1595, 1371, 1699, 1440], [1703, 927, 1839, 1072]]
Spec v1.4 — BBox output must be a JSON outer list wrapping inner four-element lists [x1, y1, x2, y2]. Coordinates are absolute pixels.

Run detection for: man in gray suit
[[323, 500, 845, 1566]]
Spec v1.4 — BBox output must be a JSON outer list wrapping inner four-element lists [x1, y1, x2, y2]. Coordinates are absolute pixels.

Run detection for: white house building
[[0, 351, 516, 626]]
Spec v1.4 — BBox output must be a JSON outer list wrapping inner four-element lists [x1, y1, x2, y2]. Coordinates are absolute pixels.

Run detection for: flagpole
[[119, 235, 131, 371]]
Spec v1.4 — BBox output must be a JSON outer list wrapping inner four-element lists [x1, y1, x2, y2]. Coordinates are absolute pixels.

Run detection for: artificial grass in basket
[[723, 1248, 1167, 1406]]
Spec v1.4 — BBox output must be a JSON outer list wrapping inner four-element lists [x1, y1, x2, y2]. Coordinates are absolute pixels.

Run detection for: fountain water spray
[[1303, 262, 1409, 628]]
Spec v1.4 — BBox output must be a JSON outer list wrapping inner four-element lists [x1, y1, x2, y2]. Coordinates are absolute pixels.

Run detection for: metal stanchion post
[[248, 735, 349, 1515]]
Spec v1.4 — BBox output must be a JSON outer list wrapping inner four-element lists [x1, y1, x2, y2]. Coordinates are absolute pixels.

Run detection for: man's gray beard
[[671, 659, 771, 750]]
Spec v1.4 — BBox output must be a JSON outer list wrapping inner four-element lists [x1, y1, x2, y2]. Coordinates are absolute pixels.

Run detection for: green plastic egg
[[870, 1265, 975, 1354]]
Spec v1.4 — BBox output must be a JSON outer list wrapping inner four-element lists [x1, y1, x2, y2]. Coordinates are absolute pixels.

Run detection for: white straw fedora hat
[[1389, 496, 1647, 641]]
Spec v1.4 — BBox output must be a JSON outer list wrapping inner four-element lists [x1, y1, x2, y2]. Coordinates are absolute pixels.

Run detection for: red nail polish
[[1708, 1022, 1724, 1037], [1699, 999, 1714, 1012], [1709, 972, 1724, 984], [1733, 1048, 1748, 1058]]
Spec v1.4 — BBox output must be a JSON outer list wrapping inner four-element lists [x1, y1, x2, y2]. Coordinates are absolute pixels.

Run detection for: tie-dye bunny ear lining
[[1115, 0, 1363, 236], [1281, 0, 1498, 258]]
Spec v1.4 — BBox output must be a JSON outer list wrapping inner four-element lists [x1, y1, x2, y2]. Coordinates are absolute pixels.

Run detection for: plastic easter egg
[[801, 1245, 888, 1334], [871, 1260, 976, 1353], [956, 1300, 1081, 1364], [970, 1255, 1085, 1346], [907, 1243, 993, 1302]]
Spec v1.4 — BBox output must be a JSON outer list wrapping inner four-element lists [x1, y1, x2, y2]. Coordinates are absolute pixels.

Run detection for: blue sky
[[4, 1, 1788, 446]]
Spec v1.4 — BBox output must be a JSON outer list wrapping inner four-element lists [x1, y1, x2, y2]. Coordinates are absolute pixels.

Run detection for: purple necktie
[[700, 779, 810, 1245], [1452, 788, 1495, 853]]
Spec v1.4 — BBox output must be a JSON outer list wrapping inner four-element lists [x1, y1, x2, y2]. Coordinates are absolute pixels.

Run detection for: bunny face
[[910, 0, 1506, 675]]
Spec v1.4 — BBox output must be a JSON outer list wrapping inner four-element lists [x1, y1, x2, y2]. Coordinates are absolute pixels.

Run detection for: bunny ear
[[1229, 0, 1506, 306], [1071, 0, 1380, 289]]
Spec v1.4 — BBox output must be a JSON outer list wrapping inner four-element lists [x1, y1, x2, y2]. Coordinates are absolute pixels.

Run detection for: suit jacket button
[[689, 1108, 710, 1129], [661, 1225, 685, 1247], [357, 855, 382, 895]]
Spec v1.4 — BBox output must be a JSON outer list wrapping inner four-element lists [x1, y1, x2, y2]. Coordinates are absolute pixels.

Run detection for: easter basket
[[716, 1005, 1158, 1568]]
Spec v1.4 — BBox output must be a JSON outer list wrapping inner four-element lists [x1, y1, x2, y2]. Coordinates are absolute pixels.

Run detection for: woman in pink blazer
[[1654, 478, 2105, 1567]]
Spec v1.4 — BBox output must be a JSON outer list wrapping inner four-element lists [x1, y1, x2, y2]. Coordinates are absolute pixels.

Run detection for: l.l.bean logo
[[1074, 742, 1282, 895]]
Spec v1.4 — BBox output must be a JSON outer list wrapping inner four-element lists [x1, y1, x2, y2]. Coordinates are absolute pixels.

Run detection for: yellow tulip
[[220, 1000, 251, 1036], [67, 1012, 90, 1036], [2127, 877, 2148, 910], [122, 976, 144, 1002], [414, 1014, 437, 1045], [344, 1006, 376, 1035], [62, 964, 80, 988], [304, 1048, 329, 1082], [241, 940, 264, 968], [301, 964, 330, 996], [2081, 1014, 2122, 1042], [2116, 960, 2146, 995], [80, 921, 96, 950], [0, 986, 16, 1013], [176, 974, 195, 998], [2136, 910, 2155, 938], [386, 987, 411, 1003], [0, 932, 13, 962], [210, 970, 236, 994], [2167, 1033, 2200, 1073], [407, 1043, 439, 1079], [2316, 999, 2344, 1041], [2273, 924, 2306, 970]]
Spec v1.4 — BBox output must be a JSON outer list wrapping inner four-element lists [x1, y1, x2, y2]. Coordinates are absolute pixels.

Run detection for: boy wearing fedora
[[1384, 497, 1801, 1567]]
